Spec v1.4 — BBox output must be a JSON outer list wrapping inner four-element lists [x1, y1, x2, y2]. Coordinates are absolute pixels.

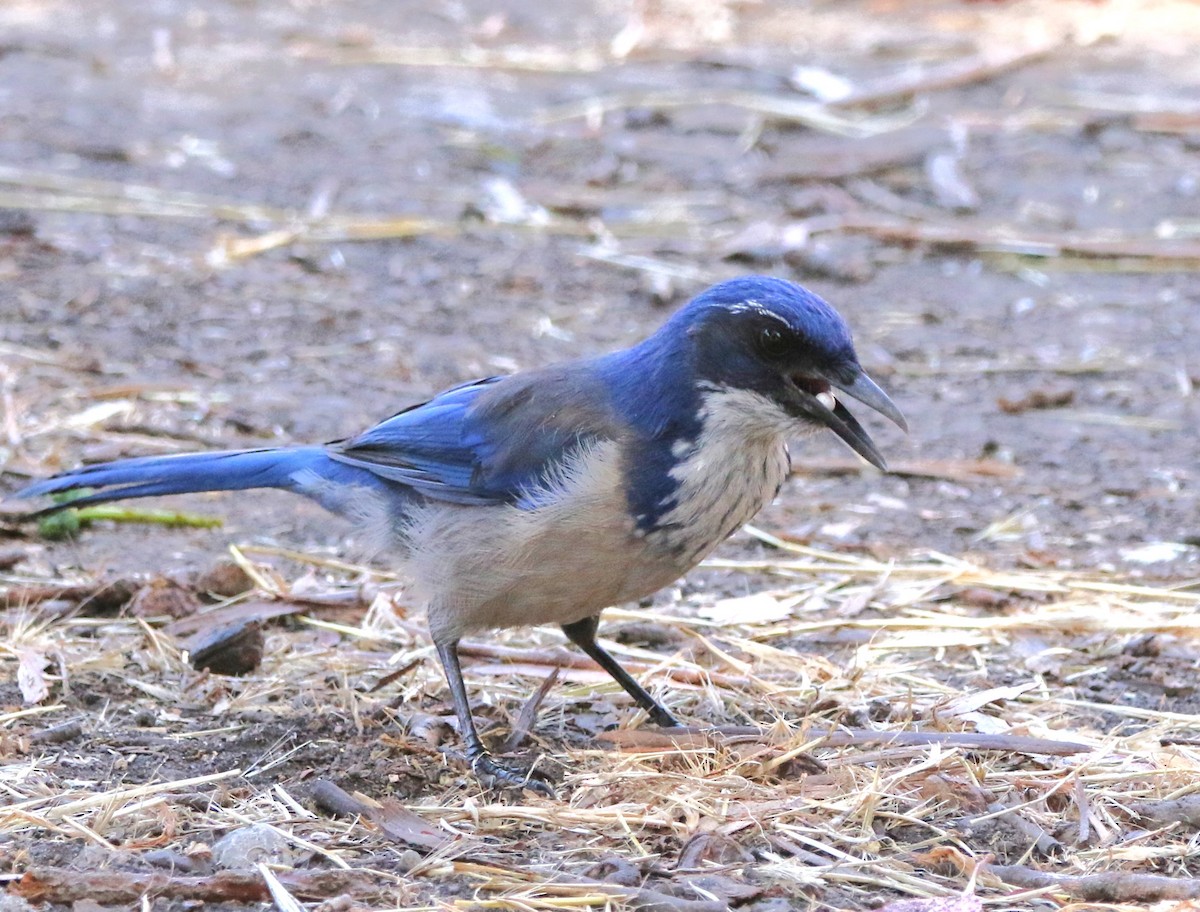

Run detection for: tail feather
[[13, 446, 330, 517]]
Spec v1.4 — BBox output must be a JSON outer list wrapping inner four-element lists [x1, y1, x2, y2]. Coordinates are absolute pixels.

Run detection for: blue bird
[[12, 276, 906, 792]]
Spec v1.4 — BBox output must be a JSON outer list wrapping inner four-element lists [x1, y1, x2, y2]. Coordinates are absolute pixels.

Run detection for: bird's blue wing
[[327, 378, 502, 505], [327, 368, 620, 506]]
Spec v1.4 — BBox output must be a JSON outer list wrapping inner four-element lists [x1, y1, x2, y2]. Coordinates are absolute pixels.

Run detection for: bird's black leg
[[561, 615, 679, 728], [434, 640, 554, 795]]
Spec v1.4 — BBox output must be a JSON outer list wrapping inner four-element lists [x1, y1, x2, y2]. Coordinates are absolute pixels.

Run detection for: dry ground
[[2, 1, 1200, 910]]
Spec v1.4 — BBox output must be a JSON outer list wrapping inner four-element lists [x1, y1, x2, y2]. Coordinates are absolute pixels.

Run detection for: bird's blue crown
[[678, 275, 855, 363]]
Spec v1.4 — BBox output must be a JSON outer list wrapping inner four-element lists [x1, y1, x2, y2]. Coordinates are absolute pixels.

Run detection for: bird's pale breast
[[407, 387, 795, 643]]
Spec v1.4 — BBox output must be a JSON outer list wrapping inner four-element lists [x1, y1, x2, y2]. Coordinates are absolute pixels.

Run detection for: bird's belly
[[401, 433, 790, 642], [466, 527, 683, 632], [407, 507, 689, 640], [402, 442, 690, 641]]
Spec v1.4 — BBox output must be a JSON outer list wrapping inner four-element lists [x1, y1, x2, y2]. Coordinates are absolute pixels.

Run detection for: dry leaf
[[17, 647, 50, 704], [940, 683, 1036, 718], [370, 799, 455, 851], [878, 894, 983, 912], [697, 593, 791, 625]]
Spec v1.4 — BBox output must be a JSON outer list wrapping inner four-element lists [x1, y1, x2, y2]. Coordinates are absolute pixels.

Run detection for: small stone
[[186, 621, 264, 676], [71, 901, 110, 912], [129, 578, 202, 619], [193, 561, 255, 599], [210, 823, 298, 870]]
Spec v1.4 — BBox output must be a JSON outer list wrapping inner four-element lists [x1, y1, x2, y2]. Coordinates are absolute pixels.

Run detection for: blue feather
[[14, 447, 381, 517], [13, 276, 868, 528]]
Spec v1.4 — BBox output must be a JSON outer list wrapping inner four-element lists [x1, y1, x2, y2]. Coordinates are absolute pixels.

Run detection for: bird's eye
[[757, 326, 791, 359]]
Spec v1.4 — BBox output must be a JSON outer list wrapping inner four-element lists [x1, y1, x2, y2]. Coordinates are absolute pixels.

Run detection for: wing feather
[[326, 369, 622, 506]]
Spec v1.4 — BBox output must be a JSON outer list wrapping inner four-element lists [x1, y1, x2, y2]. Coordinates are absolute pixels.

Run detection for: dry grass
[[3, 0, 1200, 906], [3, 344, 1200, 910], [4, 510, 1200, 909]]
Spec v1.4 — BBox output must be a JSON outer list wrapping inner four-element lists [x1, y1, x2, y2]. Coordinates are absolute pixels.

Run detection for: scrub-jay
[[13, 276, 905, 791]]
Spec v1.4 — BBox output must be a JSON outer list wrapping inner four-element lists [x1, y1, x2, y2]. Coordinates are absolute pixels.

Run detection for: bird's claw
[[649, 708, 681, 729], [470, 752, 556, 797]]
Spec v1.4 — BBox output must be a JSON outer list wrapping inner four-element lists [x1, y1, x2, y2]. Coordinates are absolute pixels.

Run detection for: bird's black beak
[[788, 367, 906, 471]]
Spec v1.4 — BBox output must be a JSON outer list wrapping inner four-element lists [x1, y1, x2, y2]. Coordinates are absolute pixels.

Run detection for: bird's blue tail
[[12, 446, 335, 517]]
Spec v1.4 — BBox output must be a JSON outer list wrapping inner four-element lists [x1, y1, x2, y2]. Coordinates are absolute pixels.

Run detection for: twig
[[760, 126, 947, 182], [2, 768, 242, 821], [790, 456, 1019, 482], [208, 216, 451, 264], [823, 212, 1200, 261], [576, 249, 718, 284], [503, 667, 560, 753], [164, 601, 307, 637], [1134, 112, 1200, 134], [819, 729, 1090, 756], [367, 657, 423, 694], [1060, 89, 1200, 116], [0, 186, 293, 230], [29, 719, 83, 745], [981, 862, 1200, 902], [534, 89, 921, 138], [831, 39, 1059, 108], [310, 779, 455, 851], [457, 640, 750, 689], [1, 576, 141, 611], [11, 868, 384, 904], [597, 726, 1089, 757], [557, 876, 728, 912], [292, 42, 615, 74], [37, 505, 223, 541], [0, 164, 287, 216], [310, 779, 369, 819], [237, 543, 403, 579], [1128, 794, 1200, 829], [257, 864, 304, 912], [891, 358, 1139, 377], [459, 865, 729, 912]]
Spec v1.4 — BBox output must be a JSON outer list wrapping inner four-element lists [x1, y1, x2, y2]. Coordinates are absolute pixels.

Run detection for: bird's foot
[[469, 751, 556, 797], [648, 707, 681, 729]]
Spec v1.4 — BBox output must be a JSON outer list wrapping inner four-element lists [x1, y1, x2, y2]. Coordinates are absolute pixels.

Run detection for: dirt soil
[[2, 1, 1200, 910]]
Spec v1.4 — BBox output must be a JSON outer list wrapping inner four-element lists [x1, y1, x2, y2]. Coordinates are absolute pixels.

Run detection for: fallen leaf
[[698, 593, 791, 625], [878, 892, 983, 912], [790, 65, 855, 101], [185, 621, 264, 676], [956, 711, 1011, 734], [940, 682, 1037, 718], [1122, 542, 1196, 564], [675, 873, 763, 903], [997, 388, 1074, 414], [17, 647, 50, 704], [597, 729, 714, 751], [369, 799, 454, 851]]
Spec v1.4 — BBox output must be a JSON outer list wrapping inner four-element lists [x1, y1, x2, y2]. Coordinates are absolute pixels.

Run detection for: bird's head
[[673, 276, 907, 470]]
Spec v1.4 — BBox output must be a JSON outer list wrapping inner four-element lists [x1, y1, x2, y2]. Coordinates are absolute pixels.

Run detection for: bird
[[11, 276, 906, 792]]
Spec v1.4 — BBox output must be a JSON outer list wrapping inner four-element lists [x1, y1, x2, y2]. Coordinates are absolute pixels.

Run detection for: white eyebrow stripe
[[721, 300, 794, 326]]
